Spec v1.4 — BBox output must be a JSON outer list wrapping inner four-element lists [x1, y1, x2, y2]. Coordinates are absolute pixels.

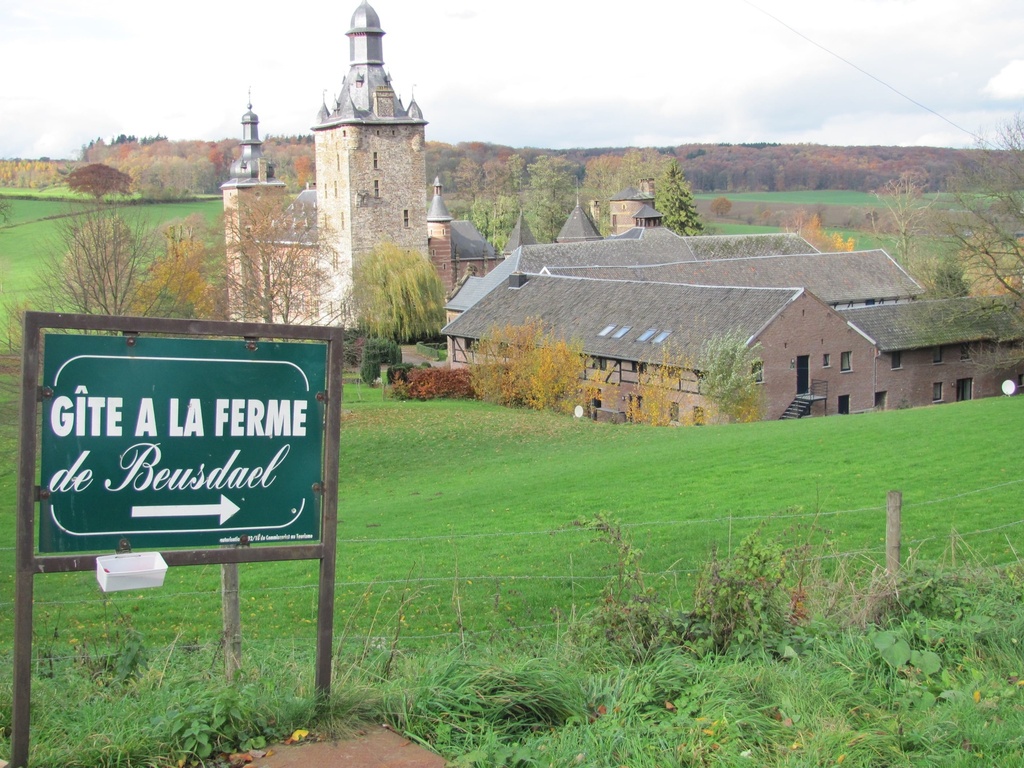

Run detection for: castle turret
[[313, 1, 428, 312]]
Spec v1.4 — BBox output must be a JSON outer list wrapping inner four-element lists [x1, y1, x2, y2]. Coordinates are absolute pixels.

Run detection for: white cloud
[[2, 0, 1024, 158], [984, 60, 1024, 99]]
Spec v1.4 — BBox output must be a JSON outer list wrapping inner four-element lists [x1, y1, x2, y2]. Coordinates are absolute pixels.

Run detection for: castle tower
[[426, 176, 454, 290], [221, 102, 286, 216], [221, 103, 287, 320], [313, 1, 428, 305]]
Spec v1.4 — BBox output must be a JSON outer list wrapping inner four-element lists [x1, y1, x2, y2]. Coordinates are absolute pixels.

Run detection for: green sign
[[40, 334, 326, 552]]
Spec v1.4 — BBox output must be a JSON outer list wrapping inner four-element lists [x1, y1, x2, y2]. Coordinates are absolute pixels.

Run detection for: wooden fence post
[[222, 561, 241, 682], [886, 490, 902, 578]]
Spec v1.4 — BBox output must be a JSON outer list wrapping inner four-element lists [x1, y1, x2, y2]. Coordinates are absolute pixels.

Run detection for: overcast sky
[[3, 0, 1023, 160]]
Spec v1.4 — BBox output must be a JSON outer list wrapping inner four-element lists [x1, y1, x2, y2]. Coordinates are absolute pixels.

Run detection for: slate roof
[[427, 191, 453, 222], [610, 186, 653, 201], [543, 250, 922, 305], [633, 204, 663, 222], [513, 229, 820, 271], [504, 214, 537, 254], [451, 220, 497, 261], [685, 234, 818, 259], [841, 298, 1024, 351], [556, 204, 602, 242], [445, 253, 521, 312], [442, 274, 802, 363]]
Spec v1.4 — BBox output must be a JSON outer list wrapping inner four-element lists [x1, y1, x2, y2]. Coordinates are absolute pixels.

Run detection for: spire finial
[[247, 86, 252, 110]]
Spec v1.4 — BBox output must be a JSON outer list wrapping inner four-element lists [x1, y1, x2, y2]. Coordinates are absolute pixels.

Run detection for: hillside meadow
[[0, 194, 224, 305], [1, 190, 1022, 766], [1, 392, 1019, 651], [1, 388, 1023, 766]]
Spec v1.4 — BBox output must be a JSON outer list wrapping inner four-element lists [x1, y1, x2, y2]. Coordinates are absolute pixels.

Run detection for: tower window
[[373, 152, 378, 170], [403, 209, 409, 228], [374, 180, 380, 198]]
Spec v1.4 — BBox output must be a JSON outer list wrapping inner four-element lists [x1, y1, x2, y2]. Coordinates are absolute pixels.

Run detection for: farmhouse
[[444, 227, 1024, 421]]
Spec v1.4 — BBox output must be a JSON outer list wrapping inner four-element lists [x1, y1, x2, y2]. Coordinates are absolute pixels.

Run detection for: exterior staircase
[[780, 380, 828, 419]]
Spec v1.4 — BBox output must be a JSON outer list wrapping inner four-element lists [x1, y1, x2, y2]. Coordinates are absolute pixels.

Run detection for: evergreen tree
[[656, 160, 704, 236]]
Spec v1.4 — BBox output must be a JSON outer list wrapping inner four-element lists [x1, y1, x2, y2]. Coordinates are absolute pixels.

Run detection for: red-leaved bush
[[393, 367, 475, 400]]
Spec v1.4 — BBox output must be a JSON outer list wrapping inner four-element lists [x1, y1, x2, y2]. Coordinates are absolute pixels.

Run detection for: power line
[[740, 0, 983, 145]]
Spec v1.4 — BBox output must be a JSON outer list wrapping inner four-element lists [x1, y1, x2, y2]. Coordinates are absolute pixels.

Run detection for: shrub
[[360, 338, 402, 385], [692, 530, 789, 652], [471, 319, 584, 413], [387, 363, 414, 385], [392, 367, 475, 400]]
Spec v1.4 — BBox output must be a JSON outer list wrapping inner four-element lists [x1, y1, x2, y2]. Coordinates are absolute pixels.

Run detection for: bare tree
[[944, 114, 1024, 303], [223, 190, 342, 325], [36, 204, 162, 315], [874, 171, 936, 268]]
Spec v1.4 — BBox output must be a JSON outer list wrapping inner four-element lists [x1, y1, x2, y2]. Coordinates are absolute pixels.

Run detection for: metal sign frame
[[12, 312, 344, 768]]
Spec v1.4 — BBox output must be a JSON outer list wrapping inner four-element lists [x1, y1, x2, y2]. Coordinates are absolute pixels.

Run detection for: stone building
[[312, 0, 428, 312], [222, 1, 504, 323]]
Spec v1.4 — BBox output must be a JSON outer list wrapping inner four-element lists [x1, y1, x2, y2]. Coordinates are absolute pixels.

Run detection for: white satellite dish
[[573, 405, 584, 418], [1001, 379, 1017, 396]]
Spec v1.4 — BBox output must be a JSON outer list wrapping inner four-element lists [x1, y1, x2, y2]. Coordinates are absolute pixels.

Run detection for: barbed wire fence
[[1, 476, 1021, 668]]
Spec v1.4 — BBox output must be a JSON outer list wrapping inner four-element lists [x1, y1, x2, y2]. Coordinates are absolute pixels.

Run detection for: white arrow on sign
[[131, 495, 241, 525]]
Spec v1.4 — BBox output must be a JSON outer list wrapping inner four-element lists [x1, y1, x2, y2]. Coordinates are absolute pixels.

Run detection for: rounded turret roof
[[349, 1, 384, 34]]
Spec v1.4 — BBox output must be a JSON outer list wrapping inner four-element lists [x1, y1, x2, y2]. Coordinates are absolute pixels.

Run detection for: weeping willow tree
[[352, 242, 446, 342]]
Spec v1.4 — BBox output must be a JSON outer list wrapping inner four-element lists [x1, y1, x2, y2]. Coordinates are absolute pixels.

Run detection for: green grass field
[[0, 197, 223, 303], [2, 393, 1020, 653], [1, 374, 1023, 766]]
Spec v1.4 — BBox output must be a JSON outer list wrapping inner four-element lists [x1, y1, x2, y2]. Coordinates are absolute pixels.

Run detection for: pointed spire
[[557, 204, 602, 243], [504, 213, 537, 255], [427, 176, 453, 222]]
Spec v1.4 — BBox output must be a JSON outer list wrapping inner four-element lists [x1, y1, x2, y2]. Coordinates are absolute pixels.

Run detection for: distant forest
[[0, 134, 976, 201]]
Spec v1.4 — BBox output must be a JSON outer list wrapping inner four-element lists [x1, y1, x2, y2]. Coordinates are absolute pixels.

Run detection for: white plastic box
[[95, 552, 168, 592]]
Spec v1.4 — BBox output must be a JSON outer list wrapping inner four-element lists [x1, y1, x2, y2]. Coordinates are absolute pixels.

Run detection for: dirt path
[[253, 727, 447, 768]]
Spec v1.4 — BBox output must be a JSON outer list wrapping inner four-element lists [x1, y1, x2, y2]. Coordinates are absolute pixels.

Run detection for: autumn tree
[[132, 215, 219, 319], [709, 196, 732, 218], [781, 209, 854, 252], [66, 163, 133, 198], [352, 242, 446, 342], [619, 148, 671, 192], [0, 197, 11, 225], [224, 190, 339, 325], [471, 319, 585, 413], [525, 155, 577, 243], [35, 204, 162, 316], [656, 160, 704, 236], [625, 346, 691, 426], [943, 113, 1024, 305], [697, 332, 764, 423]]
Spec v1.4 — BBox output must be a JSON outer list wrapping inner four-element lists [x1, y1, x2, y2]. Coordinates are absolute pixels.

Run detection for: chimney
[[590, 200, 601, 224], [640, 178, 655, 197], [508, 272, 529, 289]]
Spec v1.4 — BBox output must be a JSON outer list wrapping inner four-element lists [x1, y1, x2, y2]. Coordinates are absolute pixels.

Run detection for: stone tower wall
[[315, 121, 428, 281]]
